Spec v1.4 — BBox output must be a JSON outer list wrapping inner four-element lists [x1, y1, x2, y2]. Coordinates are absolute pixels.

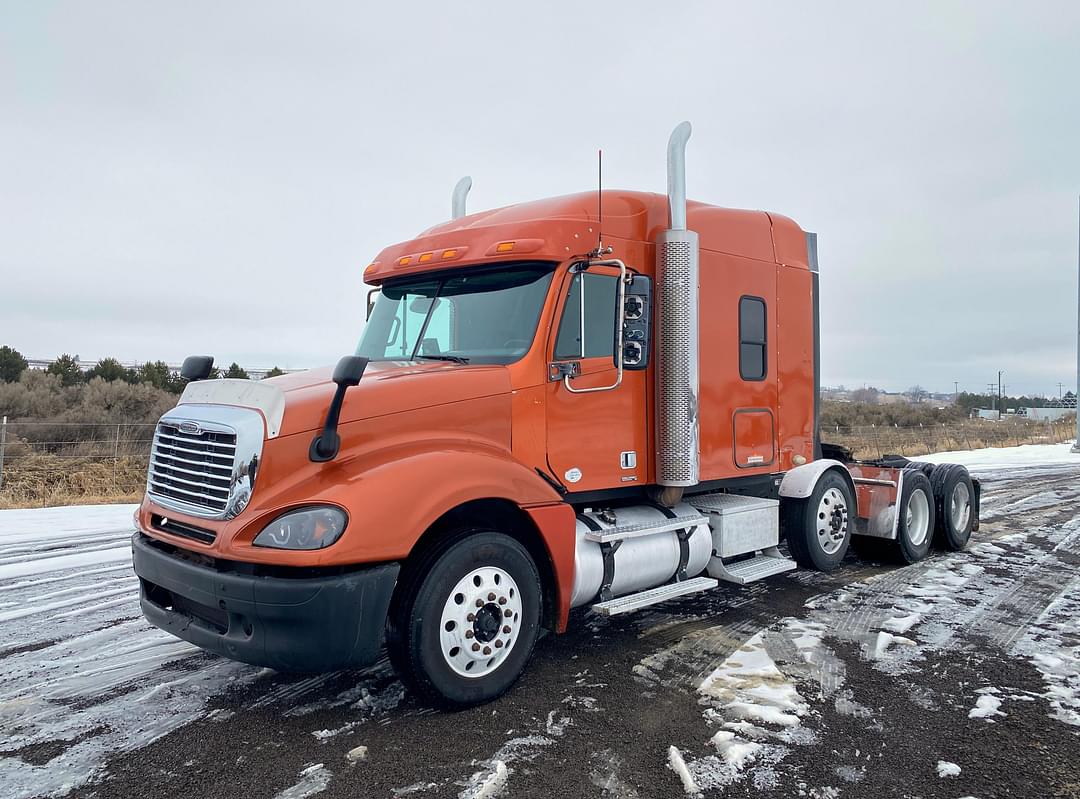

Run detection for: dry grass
[[0, 455, 147, 509], [823, 418, 1074, 461], [0, 418, 1073, 509]]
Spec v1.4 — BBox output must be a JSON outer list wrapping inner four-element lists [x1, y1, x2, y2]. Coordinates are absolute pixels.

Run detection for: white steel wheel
[[949, 480, 971, 534], [905, 488, 931, 547], [439, 566, 523, 679], [815, 487, 850, 555]]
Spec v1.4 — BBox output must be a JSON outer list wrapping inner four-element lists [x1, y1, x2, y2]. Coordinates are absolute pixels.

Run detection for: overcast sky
[[2, 2, 1079, 396]]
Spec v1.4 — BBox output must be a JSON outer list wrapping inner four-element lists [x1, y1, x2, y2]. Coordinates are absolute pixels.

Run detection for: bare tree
[[907, 384, 928, 404], [851, 387, 879, 404]]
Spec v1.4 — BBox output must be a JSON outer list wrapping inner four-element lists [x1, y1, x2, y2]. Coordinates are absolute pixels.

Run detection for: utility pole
[[998, 370, 1004, 417], [1059, 382, 1065, 400], [1073, 195, 1080, 451], [954, 381, 959, 400]]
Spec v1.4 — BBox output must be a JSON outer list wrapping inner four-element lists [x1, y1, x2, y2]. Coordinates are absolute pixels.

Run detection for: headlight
[[253, 506, 348, 550]]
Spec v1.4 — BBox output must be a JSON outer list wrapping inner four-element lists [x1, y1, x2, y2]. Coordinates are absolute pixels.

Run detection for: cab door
[[544, 264, 649, 493]]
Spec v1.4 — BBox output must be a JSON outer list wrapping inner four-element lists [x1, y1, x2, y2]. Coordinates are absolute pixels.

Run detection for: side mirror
[[333, 355, 367, 386], [181, 355, 214, 381], [617, 275, 651, 370], [366, 288, 379, 321], [310, 355, 370, 462]]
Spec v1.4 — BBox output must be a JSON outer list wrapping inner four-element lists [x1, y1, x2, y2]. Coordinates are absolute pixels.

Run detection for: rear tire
[[386, 531, 541, 709], [782, 470, 855, 571], [930, 464, 975, 551], [891, 470, 935, 564]]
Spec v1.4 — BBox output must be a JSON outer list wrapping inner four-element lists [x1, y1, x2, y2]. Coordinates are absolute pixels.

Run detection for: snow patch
[[273, 764, 332, 799], [968, 693, 1005, 720], [461, 760, 508, 799], [666, 746, 700, 796], [936, 760, 961, 778]]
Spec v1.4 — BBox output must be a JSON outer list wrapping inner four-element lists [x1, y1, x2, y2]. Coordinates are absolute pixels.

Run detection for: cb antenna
[[590, 148, 612, 258]]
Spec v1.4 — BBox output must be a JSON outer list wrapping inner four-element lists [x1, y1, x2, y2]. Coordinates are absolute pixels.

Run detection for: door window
[[554, 272, 619, 359]]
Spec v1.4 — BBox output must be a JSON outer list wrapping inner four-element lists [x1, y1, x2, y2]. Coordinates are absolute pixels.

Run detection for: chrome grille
[[148, 421, 237, 516], [656, 229, 700, 486]]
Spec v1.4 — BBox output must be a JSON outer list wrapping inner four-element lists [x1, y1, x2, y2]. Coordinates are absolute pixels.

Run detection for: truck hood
[[178, 361, 512, 438]]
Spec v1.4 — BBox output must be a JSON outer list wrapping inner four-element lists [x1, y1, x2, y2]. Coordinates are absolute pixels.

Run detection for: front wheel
[[782, 470, 855, 571], [386, 531, 541, 708]]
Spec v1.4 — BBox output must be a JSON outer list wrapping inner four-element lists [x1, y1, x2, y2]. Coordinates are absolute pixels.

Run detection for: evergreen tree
[[0, 345, 28, 383], [85, 357, 131, 383], [46, 353, 84, 386], [265, 366, 285, 378], [224, 362, 250, 380]]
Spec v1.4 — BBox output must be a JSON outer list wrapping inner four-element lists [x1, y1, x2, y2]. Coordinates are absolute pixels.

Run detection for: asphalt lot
[[2, 456, 1078, 799]]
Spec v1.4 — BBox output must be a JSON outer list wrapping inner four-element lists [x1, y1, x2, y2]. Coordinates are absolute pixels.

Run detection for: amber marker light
[[441, 249, 458, 259], [397, 256, 411, 266], [495, 241, 515, 253]]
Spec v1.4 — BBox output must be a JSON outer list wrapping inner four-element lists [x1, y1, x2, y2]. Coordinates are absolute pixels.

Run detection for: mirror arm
[[309, 384, 348, 462], [563, 258, 628, 394]]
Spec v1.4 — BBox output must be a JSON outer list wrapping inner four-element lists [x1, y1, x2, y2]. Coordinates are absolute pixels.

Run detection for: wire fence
[[822, 416, 1075, 460], [0, 415, 1075, 508]]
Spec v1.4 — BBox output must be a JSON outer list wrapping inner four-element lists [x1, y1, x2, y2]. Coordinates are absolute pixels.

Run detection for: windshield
[[357, 262, 556, 365]]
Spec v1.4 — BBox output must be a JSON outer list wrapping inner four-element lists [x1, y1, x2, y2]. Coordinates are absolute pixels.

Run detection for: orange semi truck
[[132, 123, 980, 707]]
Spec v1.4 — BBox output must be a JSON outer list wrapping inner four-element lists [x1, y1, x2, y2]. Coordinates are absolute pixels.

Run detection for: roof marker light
[[495, 241, 515, 253], [441, 249, 458, 259], [418, 252, 433, 263], [397, 256, 411, 266]]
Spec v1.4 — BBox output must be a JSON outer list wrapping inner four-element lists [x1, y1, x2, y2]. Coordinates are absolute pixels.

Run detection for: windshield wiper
[[414, 354, 470, 364]]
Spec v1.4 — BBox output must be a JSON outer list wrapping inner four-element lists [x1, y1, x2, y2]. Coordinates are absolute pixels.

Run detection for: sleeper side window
[[554, 272, 618, 359], [739, 296, 767, 381]]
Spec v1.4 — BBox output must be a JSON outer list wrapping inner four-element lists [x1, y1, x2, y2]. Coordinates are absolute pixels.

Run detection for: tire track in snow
[[0, 505, 263, 799]]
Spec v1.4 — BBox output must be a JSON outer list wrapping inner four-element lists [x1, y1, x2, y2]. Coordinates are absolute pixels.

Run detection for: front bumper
[[132, 532, 399, 672]]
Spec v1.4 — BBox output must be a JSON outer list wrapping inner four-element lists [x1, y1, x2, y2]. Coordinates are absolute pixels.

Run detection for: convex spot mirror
[[616, 275, 651, 371]]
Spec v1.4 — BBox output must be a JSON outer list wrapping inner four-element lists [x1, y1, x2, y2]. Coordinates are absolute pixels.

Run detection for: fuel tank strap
[[648, 502, 692, 582], [578, 513, 621, 603]]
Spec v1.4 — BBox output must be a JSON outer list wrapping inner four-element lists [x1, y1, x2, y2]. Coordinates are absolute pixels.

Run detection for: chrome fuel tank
[[570, 502, 712, 608]]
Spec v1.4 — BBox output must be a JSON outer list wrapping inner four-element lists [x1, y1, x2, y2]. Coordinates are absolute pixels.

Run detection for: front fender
[[281, 442, 564, 565]]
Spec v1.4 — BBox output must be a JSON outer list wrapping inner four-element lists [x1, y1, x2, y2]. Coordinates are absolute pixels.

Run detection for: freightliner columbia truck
[[132, 123, 980, 707]]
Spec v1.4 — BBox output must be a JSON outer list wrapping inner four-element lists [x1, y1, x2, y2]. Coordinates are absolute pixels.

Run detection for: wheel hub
[[439, 566, 522, 679], [816, 487, 849, 554], [473, 603, 502, 643]]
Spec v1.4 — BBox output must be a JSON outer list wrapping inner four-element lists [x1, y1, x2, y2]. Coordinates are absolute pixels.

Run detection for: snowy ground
[[0, 444, 1078, 798]]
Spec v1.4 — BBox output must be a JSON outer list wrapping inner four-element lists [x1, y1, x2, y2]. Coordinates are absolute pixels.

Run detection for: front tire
[[783, 470, 855, 571], [386, 531, 541, 709]]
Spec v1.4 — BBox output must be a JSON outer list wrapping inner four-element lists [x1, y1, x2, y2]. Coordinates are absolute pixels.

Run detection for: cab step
[[590, 575, 719, 616], [582, 511, 708, 544], [707, 547, 797, 585]]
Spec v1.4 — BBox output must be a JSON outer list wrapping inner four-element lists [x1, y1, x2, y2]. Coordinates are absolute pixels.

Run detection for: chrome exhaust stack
[[451, 176, 472, 220], [655, 121, 700, 490]]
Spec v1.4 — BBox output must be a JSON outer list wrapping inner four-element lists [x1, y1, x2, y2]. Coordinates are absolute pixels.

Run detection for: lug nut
[[465, 630, 474, 639], [476, 599, 484, 608], [472, 643, 481, 652], [494, 640, 503, 649], [503, 625, 511, 634], [483, 646, 491, 655], [498, 597, 507, 605], [466, 613, 476, 622], [504, 609, 513, 618], [487, 592, 496, 601]]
